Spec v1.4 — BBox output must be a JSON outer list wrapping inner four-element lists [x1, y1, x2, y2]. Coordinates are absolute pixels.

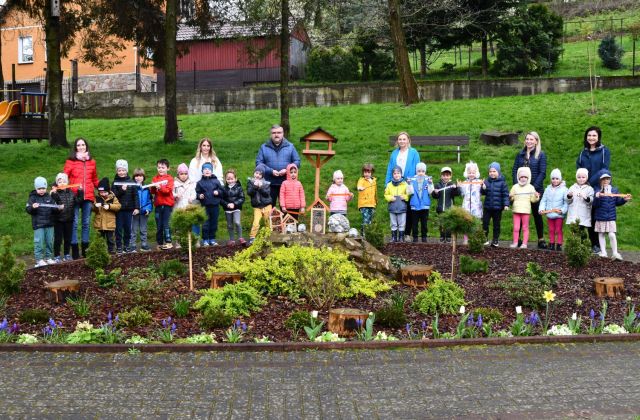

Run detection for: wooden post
[[188, 234, 193, 291]]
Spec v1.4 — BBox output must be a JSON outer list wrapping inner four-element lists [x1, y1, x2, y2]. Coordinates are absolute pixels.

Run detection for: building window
[[19, 36, 34, 63]]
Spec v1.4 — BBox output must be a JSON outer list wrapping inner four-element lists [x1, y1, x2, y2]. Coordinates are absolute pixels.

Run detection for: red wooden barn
[[157, 22, 311, 90]]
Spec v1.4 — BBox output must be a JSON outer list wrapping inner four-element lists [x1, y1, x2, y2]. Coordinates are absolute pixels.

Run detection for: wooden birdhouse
[[269, 207, 285, 233], [282, 213, 299, 234], [310, 199, 328, 234], [300, 127, 338, 207]]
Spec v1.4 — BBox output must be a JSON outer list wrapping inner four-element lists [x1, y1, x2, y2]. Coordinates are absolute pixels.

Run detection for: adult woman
[[189, 138, 223, 183], [511, 131, 547, 249], [63, 137, 99, 258], [385, 132, 420, 240], [576, 126, 611, 253]]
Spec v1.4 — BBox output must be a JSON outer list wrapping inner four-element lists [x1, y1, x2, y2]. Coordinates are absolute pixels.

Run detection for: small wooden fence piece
[[328, 308, 369, 337], [44, 279, 80, 303], [593, 277, 624, 298], [399, 264, 433, 288], [210, 272, 242, 289]]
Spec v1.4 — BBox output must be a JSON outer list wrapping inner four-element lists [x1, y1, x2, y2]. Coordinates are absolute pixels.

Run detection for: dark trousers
[[100, 230, 115, 253], [405, 208, 413, 237], [155, 205, 173, 245], [518, 201, 544, 242], [412, 209, 429, 239], [270, 184, 281, 209], [115, 209, 133, 250], [54, 220, 73, 257], [203, 205, 220, 241], [482, 208, 503, 241], [588, 207, 598, 247]]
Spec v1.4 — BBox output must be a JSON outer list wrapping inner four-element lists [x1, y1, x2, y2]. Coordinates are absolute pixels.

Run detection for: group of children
[[27, 155, 631, 267]]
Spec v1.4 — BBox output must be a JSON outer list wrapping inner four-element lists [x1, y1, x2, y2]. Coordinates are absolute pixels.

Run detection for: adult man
[[256, 124, 301, 207]]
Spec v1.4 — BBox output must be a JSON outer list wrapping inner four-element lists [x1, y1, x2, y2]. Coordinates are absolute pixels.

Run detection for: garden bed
[[2, 242, 639, 343]]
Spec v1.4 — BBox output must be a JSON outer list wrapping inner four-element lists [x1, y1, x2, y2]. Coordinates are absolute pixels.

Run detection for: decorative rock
[[328, 214, 350, 233], [348, 228, 359, 238], [297, 224, 306, 232], [285, 223, 297, 234]]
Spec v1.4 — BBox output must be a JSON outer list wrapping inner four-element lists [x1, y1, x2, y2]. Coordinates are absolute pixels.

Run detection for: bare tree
[[388, 0, 418, 105]]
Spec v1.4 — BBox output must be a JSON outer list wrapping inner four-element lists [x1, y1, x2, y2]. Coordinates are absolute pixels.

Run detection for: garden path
[[1, 341, 639, 418]]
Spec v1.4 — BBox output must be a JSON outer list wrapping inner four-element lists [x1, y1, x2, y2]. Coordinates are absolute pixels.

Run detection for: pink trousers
[[547, 218, 564, 245], [513, 213, 530, 244]]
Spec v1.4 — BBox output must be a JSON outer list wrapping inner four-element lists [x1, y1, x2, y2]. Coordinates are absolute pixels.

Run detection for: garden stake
[[188, 233, 193, 291]]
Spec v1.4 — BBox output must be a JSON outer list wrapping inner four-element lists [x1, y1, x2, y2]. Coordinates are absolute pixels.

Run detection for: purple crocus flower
[[0, 318, 8, 331], [10, 323, 19, 334], [107, 312, 112, 322], [421, 321, 427, 331], [241, 322, 247, 332], [476, 314, 483, 328], [356, 318, 363, 328], [162, 318, 167, 328], [405, 323, 411, 334], [235, 319, 242, 328], [171, 323, 177, 333], [48, 318, 56, 328], [589, 309, 595, 320], [466, 313, 475, 326]]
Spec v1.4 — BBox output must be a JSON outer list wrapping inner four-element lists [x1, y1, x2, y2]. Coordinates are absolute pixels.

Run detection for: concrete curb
[[1, 333, 640, 353]]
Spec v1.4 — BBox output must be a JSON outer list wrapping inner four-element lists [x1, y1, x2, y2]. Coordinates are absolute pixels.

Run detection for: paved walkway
[[1, 342, 640, 418]]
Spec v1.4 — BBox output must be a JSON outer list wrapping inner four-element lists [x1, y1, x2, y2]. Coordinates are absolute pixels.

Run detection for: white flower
[[368, 312, 374, 318], [459, 305, 466, 314], [125, 335, 149, 344], [17, 333, 39, 344], [626, 296, 632, 302], [310, 310, 318, 319], [547, 324, 575, 336], [571, 313, 577, 321], [76, 321, 94, 331], [314, 331, 345, 342], [373, 331, 399, 341], [515, 306, 522, 314], [603, 324, 628, 334]]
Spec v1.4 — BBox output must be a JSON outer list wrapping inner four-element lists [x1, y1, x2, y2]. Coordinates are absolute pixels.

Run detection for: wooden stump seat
[[399, 264, 434, 288], [44, 279, 80, 304], [593, 277, 624, 298], [328, 308, 369, 337], [210, 272, 242, 289]]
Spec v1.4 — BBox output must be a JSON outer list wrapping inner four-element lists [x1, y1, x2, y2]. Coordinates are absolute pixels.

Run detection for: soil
[[4, 242, 640, 342]]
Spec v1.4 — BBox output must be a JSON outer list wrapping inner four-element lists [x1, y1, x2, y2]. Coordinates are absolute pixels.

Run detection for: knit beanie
[[98, 177, 111, 192], [115, 159, 128, 172], [489, 162, 501, 174], [392, 166, 403, 176], [333, 170, 344, 180], [416, 162, 427, 173], [34, 176, 47, 189], [576, 168, 589, 179], [202, 162, 214, 173], [177, 163, 189, 174], [254, 164, 267, 176], [56, 172, 69, 185], [517, 167, 531, 181], [550, 168, 562, 180]]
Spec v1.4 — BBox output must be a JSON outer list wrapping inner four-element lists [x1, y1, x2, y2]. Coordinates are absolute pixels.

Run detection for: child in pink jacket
[[326, 170, 353, 215], [279, 163, 306, 220]]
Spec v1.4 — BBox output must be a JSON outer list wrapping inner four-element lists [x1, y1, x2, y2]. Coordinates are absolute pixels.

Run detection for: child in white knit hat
[[509, 167, 540, 248], [112, 159, 139, 253], [326, 170, 353, 215], [539, 168, 568, 251]]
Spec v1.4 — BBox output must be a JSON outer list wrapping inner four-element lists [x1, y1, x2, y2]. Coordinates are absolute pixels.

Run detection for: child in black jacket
[[26, 176, 60, 267], [51, 173, 77, 262], [196, 162, 223, 246], [112, 160, 140, 253], [221, 169, 246, 245], [431, 167, 459, 242], [247, 164, 272, 243]]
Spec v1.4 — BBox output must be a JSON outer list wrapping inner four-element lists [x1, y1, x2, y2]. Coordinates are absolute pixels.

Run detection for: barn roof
[[177, 21, 305, 42]]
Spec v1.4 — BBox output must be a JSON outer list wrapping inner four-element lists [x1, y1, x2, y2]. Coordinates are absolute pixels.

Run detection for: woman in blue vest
[[386, 132, 420, 240]]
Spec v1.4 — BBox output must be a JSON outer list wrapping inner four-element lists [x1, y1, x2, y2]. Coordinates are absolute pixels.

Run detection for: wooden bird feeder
[[593, 277, 624, 298], [399, 264, 434, 288], [269, 207, 285, 233], [210, 272, 243, 289], [282, 213, 299, 233], [44, 279, 80, 303], [300, 127, 336, 215], [310, 199, 329, 234], [328, 308, 369, 336]]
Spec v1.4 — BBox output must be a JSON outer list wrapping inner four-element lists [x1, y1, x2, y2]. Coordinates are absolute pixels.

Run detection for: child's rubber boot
[[398, 231, 405, 242], [81, 242, 89, 258], [71, 244, 80, 260], [391, 231, 397, 243]]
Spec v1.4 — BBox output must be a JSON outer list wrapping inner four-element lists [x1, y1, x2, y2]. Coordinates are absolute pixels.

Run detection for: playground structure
[[0, 91, 48, 143]]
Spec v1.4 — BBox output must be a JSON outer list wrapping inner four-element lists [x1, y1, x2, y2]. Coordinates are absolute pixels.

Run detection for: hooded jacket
[[459, 179, 483, 218], [512, 149, 547, 193], [482, 174, 510, 210], [63, 155, 99, 202], [195, 174, 223, 206], [255, 139, 301, 186], [593, 169, 626, 222], [539, 183, 568, 220], [112, 174, 140, 211], [384, 178, 408, 214], [26, 190, 58, 229], [247, 176, 272, 208], [222, 181, 246, 211], [151, 174, 175, 207], [173, 177, 197, 210], [357, 176, 377, 208], [93, 192, 121, 231], [51, 187, 77, 223], [408, 175, 434, 211], [136, 184, 153, 215], [432, 179, 458, 212], [279, 163, 305, 211], [326, 183, 352, 213], [385, 147, 421, 184], [576, 145, 611, 189], [510, 167, 539, 214], [566, 183, 594, 226]]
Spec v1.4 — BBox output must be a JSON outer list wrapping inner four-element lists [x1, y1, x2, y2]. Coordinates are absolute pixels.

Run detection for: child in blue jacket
[[408, 162, 434, 242], [481, 162, 510, 247], [539, 169, 568, 251], [130, 168, 153, 251], [593, 170, 631, 260]]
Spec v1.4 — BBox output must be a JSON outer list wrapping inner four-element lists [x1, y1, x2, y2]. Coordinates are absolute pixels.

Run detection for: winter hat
[[599, 171, 612, 180], [392, 166, 403, 176], [333, 170, 344, 180], [440, 166, 452, 174], [516, 167, 531, 182], [463, 161, 479, 178], [416, 162, 427, 173], [98, 177, 111, 192], [115, 159, 128, 172], [34, 176, 47, 189], [550, 168, 562, 180], [576, 168, 589, 179], [201, 162, 214, 173], [56, 172, 69, 185], [254, 164, 267, 176], [489, 162, 501, 173], [177, 163, 189, 174]]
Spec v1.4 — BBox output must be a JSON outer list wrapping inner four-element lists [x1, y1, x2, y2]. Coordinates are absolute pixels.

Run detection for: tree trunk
[[387, 0, 419, 105], [45, 10, 68, 147], [481, 34, 488, 77], [163, 0, 179, 144], [419, 43, 427, 77], [279, 0, 290, 138]]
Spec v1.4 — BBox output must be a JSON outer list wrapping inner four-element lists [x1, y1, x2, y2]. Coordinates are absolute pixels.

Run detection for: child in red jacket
[[279, 163, 306, 220], [151, 159, 175, 249]]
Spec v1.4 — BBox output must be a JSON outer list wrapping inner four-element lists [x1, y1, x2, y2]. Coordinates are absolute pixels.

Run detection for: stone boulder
[[328, 214, 350, 233]]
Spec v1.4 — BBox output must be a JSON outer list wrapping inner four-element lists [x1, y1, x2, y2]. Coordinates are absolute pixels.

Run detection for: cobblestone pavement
[[1, 342, 640, 419]]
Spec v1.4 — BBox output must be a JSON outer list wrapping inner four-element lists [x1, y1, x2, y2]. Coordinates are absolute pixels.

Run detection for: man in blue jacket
[[256, 124, 301, 207]]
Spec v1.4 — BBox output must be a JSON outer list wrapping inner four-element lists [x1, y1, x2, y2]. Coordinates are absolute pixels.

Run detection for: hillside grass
[[1, 87, 638, 255]]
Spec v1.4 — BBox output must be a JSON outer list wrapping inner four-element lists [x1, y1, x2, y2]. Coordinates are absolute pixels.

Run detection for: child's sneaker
[[54, 256, 62, 264], [491, 240, 499, 247], [248, 238, 255, 245], [35, 260, 47, 268], [141, 245, 150, 252], [611, 252, 623, 261], [483, 241, 490, 246], [227, 240, 236, 246], [519, 244, 528, 249], [598, 251, 608, 258], [64, 254, 73, 262], [116, 248, 124, 254], [509, 243, 518, 248], [238, 238, 247, 245], [210, 240, 219, 246], [46, 258, 57, 265], [202, 240, 210, 247], [162, 243, 174, 250], [439, 237, 445, 243]]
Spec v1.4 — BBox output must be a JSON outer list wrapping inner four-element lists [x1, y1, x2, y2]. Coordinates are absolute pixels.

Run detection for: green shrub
[[467, 224, 486, 254], [412, 272, 466, 315], [363, 217, 385, 250], [199, 308, 233, 330], [305, 46, 359, 82], [598, 34, 624, 70], [370, 51, 397, 80], [375, 291, 407, 328], [441, 62, 456, 72], [95, 268, 121, 288], [158, 259, 187, 279], [472, 307, 504, 325], [19, 308, 50, 324], [194, 282, 265, 318], [284, 310, 313, 333], [123, 267, 163, 299], [172, 297, 191, 318], [66, 294, 92, 318], [119, 307, 153, 327], [85, 235, 110, 270], [459, 255, 489, 274], [495, 262, 558, 309], [0, 236, 25, 296], [564, 221, 592, 268]]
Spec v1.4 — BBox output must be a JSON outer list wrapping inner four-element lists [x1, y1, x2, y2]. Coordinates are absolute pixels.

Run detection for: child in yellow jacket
[[94, 177, 121, 253], [357, 163, 377, 235], [384, 166, 409, 242], [509, 167, 540, 249]]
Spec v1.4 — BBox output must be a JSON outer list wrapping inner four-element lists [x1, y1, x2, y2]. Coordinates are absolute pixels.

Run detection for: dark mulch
[[4, 243, 640, 341]]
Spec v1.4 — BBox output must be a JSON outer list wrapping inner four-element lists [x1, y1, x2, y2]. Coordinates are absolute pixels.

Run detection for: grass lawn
[[1, 87, 638, 256]]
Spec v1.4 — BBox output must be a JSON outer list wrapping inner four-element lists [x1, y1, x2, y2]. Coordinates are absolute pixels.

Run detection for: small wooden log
[[328, 308, 369, 337], [210, 272, 242, 289], [593, 277, 624, 298], [399, 264, 434, 288], [44, 279, 80, 304]]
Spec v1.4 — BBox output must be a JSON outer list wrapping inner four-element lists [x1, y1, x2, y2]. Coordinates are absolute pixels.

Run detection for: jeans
[[54, 220, 73, 257], [115, 209, 133, 250], [482, 208, 503, 242], [225, 210, 243, 240], [131, 213, 149, 248], [155, 205, 173, 245], [203, 205, 220, 241], [34, 227, 54, 261], [72, 200, 92, 244]]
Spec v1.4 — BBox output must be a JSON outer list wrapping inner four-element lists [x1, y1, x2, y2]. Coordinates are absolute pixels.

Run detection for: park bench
[[388, 135, 469, 163]]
